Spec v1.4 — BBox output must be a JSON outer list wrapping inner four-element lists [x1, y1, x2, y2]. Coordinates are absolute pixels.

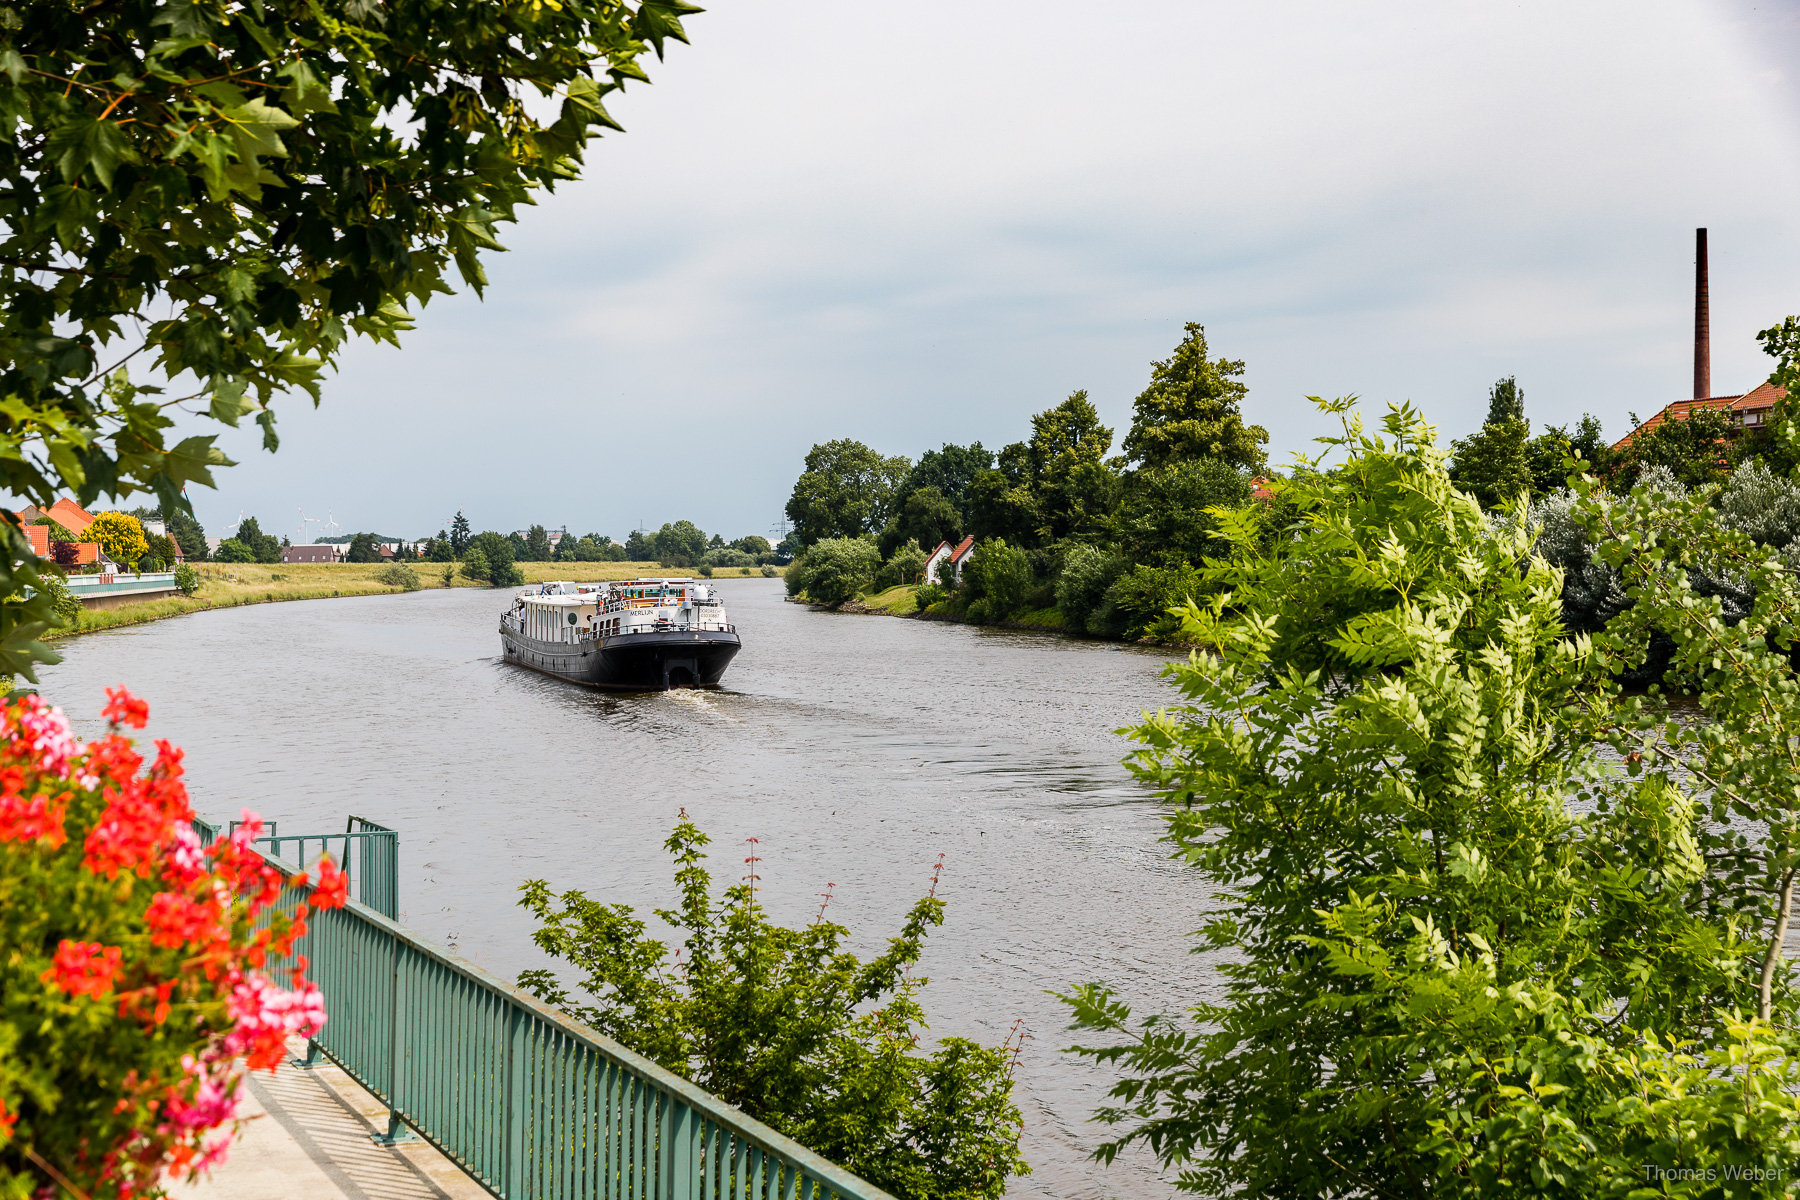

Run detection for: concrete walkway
[[168, 1044, 489, 1200]]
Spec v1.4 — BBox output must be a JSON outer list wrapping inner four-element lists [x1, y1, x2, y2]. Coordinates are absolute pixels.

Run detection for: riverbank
[[818, 583, 1075, 633], [46, 561, 695, 640]]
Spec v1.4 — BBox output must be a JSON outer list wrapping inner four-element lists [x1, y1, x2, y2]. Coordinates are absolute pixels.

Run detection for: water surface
[[40, 581, 1208, 1199]]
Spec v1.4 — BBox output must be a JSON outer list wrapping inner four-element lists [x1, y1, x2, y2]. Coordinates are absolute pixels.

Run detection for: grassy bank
[[46, 560, 697, 640], [826, 583, 1073, 633]]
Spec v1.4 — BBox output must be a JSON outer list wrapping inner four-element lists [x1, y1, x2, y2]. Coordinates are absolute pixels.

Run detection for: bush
[[698, 564, 714, 577], [962, 539, 1032, 620], [489, 561, 525, 588], [913, 582, 947, 608], [1054, 543, 1126, 632], [374, 563, 421, 591], [800, 539, 882, 606], [784, 555, 809, 597], [0, 690, 348, 1197], [34, 572, 83, 629], [702, 547, 756, 569], [885, 544, 928, 588], [459, 547, 491, 582], [761, 564, 777, 578], [213, 538, 256, 565], [85, 512, 149, 567], [518, 814, 1029, 1200], [1095, 561, 1208, 640], [173, 564, 201, 597]]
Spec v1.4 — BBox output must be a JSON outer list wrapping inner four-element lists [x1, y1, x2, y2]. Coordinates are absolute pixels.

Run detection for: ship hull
[[500, 627, 740, 690]]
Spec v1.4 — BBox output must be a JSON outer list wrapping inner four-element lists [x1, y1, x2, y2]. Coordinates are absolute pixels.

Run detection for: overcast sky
[[182, 0, 1800, 544]]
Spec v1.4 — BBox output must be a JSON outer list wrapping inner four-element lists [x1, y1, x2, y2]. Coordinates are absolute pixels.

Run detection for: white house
[[925, 535, 976, 585]]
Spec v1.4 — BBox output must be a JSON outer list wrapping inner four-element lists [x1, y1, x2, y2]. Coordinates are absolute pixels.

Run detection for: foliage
[[374, 563, 420, 592], [172, 564, 200, 598], [344, 533, 381, 564], [449, 514, 473, 558], [0, 0, 697, 533], [961, 539, 1032, 624], [1112, 459, 1249, 567], [1060, 399, 1796, 1197], [698, 564, 713, 577], [913, 582, 947, 608], [877, 544, 929, 589], [1089, 561, 1208, 640], [212, 538, 254, 565], [761, 564, 778, 578], [798, 539, 881, 607], [1121, 323, 1267, 472], [1447, 377, 1534, 510], [703, 547, 756, 569], [1527, 414, 1612, 497], [145, 534, 179, 570], [897, 443, 993, 521], [32, 572, 82, 631], [732, 535, 773, 557], [162, 509, 208, 563], [86, 513, 149, 567], [1054, 543, 1126, 634], [964, 467, 1041, 548], [652, 521, 707, 567], [1028, 391, 1116, 541], [459, 547, 491, 583], [524, 526, 553, 562], [232, 519, 280, 565], [880, 487, 962, 559], [517, 813, 1028, 1200], [32, 520, 73, 546], [1612, 405, 1739, 490], [786, 441, 911, 546], [0, 689, 348, 1199]]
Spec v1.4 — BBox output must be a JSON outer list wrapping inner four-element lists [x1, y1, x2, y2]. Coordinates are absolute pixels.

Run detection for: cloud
[[185, 0, 1800, 540]]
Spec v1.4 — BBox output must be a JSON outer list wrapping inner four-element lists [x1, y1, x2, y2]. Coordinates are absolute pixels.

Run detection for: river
[[38, 580, 1209, 1199]]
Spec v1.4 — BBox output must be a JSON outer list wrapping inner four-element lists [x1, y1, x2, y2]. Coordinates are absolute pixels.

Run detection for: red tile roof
[[46, 498, 94, 535], [1611, 384, 1788, 451], [949, 535, 976, 563]]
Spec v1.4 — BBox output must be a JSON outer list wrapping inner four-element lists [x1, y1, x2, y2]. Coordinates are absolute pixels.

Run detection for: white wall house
[[947, 535, 976, 584], [923, 540, 954, 585]]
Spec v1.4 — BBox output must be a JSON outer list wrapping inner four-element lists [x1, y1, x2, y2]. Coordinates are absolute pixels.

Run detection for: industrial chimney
[[1694, 227, 1711, 400]]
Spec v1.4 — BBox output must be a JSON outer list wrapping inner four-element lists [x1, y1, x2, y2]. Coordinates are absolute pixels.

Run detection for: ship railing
[[248, 847, 897, 1200]]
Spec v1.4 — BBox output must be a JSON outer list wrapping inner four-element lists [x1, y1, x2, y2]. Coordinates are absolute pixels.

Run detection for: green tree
[[213, 537, 255, 564], [346, 532, 381, 564], [449, 513, 473, 558], [881, 486, 963, 558], [517, 813, 1028, 1200], [964, 469, 1040, 547], [1121, 323, 1267, 472], [1614, 405, 1738, 490], [624, 529, 653, 560], [427, 534, 455, 563], [467, 532, 520, 586], [459, 546, 491, 583], [162, 507, 208, 562], [897, 443, 992, 520], [233, 517, 281, 563], [1027, 390, 1115, 541], [144, 533, 178, 570], [1061, 399, 1794, 1197], [798, 539, 881, 606], [785, 441, 910, 546], [1448, 377, 1532, 509], [525, 525, 553, 562], [1526, 413, 1611, 497], [1112, 458, 1250, 566], [652, 521, 707, 566], [730, 535, 772, 557], [1054, 543, 1127, 634]]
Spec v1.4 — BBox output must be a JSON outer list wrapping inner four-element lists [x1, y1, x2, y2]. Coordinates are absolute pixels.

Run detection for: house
[[281, 544, 343, 564], [947, 535, 977, 585], [923, 540, 954, 584], [23, 522, 104, 565], [19, 497, 95, 537], [1610, 380, 1788, 451]]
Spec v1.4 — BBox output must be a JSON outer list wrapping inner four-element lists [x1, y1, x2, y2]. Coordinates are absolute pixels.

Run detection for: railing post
[[505, 1007, 527, 1199], [372, 927, 415, 1145], [666, 1098, 696, 1200]]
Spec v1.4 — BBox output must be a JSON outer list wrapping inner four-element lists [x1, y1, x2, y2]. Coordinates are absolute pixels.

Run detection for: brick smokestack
[[1694, 227, 1711, 400]]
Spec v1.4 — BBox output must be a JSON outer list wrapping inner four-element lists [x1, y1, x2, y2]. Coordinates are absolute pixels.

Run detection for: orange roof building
[[20, 497, 96, 537], [1610, 380, 1787, 452]]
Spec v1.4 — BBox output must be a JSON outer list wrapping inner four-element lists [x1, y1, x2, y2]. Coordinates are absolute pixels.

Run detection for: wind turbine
[[321, 510, 342, 540], [297, 507, 321, 544]]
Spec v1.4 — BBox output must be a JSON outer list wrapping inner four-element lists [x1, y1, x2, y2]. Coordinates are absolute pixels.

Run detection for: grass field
[[46, 560, 711, 640]]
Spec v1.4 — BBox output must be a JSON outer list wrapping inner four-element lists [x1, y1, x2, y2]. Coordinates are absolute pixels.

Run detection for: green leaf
[[45, 114, 139, 189]]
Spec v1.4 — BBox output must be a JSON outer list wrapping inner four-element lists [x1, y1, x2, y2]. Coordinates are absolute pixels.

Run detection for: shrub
[[374, 563, 421, 591], [518, 813, 1029, 1200], [962, 539, 1031, 620], [761, 564, 777, 578], [440, 563, 456, 588], [1096, 561, 1209, 640], [698, 564, 714, 577], [459, 547, 491, 583], [173, 565, 201, 597], [86, 513, 149, 566], [886, 544, 928, 587], [0, 689, 348, 1197], [702, 547, 756, 569], [913, 582, 947, 609], [213, 538, 256, 565], [33, 572, 82, 629], [784, 554, 809, 597], [800, 539, 881, 606], [1054, 544, 1126, 633]]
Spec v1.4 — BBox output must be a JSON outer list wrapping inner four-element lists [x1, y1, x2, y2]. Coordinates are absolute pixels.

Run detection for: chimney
[[1694, 227, 1711, 400]]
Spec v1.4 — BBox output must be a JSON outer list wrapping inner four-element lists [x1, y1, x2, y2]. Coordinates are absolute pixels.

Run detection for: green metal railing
[[194, 815, 398, 919], [221, 825, 893, 1200]]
